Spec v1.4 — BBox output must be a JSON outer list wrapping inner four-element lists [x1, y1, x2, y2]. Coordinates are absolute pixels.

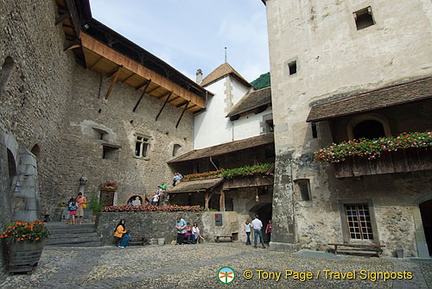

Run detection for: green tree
[[251, 72, 270, 89]]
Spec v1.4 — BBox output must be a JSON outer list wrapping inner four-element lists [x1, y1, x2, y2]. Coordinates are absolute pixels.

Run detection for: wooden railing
[[334, 148, 432, 178]]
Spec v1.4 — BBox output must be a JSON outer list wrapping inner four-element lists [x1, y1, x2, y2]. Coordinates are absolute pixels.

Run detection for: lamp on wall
[[78, 176, 88, 194]]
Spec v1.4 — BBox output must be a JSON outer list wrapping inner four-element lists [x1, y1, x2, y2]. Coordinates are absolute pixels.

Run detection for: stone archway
[[420, 199, 432, 256], [249, 202, 273, 243]]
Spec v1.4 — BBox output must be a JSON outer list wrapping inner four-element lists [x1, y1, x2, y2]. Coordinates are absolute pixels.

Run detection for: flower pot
[[6, 240, 45, 273]]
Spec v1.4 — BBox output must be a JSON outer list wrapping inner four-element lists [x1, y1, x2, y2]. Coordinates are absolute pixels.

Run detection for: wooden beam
[[155, 91, 172, 121], [133, 79, 151, 112], [175, 101, 190, 128], [89, 56, 103, 70], [64, 41, 81, 52], [204, 192, 211, 211], [81, 33, 205, 109], [176, 100, 189, 108], [104, 66, 122, 100], [121, 72, 136, 83], [55, 9, 69, 25]]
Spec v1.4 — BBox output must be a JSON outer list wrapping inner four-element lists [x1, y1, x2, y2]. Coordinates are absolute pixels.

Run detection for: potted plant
[[0, 221, 49, 273], [99, 180, 117, 191]]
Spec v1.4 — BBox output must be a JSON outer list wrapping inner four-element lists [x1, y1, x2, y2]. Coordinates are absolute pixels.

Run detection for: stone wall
[[96, 211, 247, 245], [53, 65, 194, 209], [265, 0, 432, 256], [0, 0, 75, 275]]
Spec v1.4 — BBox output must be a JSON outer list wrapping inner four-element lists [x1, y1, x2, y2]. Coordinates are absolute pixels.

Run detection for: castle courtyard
[[0, 243, 431, 288]]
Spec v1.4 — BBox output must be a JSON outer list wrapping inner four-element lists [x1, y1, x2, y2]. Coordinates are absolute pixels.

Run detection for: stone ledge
[[269, 241, 301, 252]]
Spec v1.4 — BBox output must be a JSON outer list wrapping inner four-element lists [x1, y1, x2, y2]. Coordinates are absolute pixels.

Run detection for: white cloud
[[90, 0, 269, 82]]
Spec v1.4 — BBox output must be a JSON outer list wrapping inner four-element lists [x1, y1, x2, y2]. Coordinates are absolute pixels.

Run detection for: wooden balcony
[[334, 148, 432, 178]]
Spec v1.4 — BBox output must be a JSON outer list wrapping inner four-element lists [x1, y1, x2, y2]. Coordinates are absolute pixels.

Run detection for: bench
[[129, 237, 146, 246], [215, 233, 238, 243], [328, 243, 385, 257]]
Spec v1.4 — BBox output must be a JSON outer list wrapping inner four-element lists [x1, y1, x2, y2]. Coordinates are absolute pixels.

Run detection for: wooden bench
[[328, 243, 385, 257], [215, 235, 233, 242], [129, 237, 146, 246], [215, 233, 238, 243]]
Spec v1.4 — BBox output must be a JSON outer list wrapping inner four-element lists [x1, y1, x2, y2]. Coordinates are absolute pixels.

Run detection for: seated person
[[114, 219, 131, 248], [184, 222, 194, 244]]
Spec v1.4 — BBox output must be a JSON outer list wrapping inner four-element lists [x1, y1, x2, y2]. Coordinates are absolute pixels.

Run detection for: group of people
[[66, 192, 87, 225], [244, 215, 271, 248], [112, 217, 205, 248], [175, 217, 205, 245]]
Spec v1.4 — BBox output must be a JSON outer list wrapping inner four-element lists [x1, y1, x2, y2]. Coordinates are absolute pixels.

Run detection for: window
[[102, 144, 119, 160], [288, 61, 297, 75], [92, 128, 108, 141], [295, 179, 311, 201], [344, 204, 374, 240], [135, 135, 149, 158], [266, 119, 274, 133], [353, 7, 375, 30], [172, 144, 182, 157], [0, 56, 15, 97], [353, 120, 385, 139]]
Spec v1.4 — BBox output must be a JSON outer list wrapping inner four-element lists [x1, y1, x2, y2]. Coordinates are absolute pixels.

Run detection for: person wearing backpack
[[68, 198, 78, 225]]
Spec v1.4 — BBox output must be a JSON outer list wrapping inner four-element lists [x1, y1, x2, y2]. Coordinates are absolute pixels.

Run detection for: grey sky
[[89, 0, 269, 83]]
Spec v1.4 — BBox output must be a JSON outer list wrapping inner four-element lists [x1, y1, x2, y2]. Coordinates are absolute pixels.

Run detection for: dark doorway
[[420, 200, 432, 256], [249, 203, 273, 243], [100, 190, 115, 206]]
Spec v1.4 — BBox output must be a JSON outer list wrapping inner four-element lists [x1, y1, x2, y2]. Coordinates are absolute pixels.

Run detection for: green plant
[[183, 163, 273, 180], [314, 131, 432, 164], [88, 192, 107, 214], [0, 221, 49, 242]]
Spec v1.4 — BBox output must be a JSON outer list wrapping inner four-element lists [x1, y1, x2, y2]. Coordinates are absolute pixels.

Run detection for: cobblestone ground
[[0, 243, 431, 288]]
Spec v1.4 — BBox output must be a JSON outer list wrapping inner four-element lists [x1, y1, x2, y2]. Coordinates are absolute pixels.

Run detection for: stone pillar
[[12, 148, 39, 222], [269, 151, 300, 251], [220, 190, 226, 212], [204, 192, 210, 211]]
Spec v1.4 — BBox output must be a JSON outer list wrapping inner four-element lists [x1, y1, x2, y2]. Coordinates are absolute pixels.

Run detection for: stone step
[[45, 222, 102, 247], [46, 241, 103, 247]]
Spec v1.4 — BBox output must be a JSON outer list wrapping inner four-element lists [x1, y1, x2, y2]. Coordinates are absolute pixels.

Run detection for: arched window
[[0, 56, 15, 97], [31, 144, 40, 158], [347, 114, 391, 140], [353, 120, 385, 139]]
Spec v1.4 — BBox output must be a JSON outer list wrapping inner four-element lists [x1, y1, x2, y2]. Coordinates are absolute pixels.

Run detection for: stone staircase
[[45, 222, 103, 247]]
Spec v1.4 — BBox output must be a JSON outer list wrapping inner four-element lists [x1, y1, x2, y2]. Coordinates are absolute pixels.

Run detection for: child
[[68, 198, 78, 225]]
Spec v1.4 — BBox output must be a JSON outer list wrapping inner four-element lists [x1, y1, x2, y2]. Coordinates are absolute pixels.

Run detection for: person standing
[[76, 192, 87, 225], [68, 198, 78, 225], [175, 216, 187, 245], [265, 220, 272, 243], [114, 219, 130, 248], [244, 220, 253, 245], [251, 215, 266, 249]]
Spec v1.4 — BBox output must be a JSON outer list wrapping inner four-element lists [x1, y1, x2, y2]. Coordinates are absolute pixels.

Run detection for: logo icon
[[218, 266, 236, 284]]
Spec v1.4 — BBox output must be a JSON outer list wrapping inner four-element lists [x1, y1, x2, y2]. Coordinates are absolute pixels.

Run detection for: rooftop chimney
[[196, 69, 203, 84]]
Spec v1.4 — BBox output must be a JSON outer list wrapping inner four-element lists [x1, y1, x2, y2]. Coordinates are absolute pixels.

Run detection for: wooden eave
[[81, 33, 205, 113]]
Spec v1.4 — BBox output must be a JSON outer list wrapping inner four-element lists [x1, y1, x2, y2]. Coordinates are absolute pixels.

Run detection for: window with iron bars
[[345, 203, 374, 240]]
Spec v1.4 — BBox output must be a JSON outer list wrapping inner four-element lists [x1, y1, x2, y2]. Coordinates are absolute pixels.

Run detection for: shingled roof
[[167, 133, 274, 164], [227, 87, 271, 118], [307, 76, 432, 122], [200, 62, 252, 88], [167, 178, 224, 194]]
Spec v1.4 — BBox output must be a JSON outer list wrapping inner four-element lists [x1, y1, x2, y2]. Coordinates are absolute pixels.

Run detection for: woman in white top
[[192, 222, 205, 244], [244, 220, 253, 245]]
